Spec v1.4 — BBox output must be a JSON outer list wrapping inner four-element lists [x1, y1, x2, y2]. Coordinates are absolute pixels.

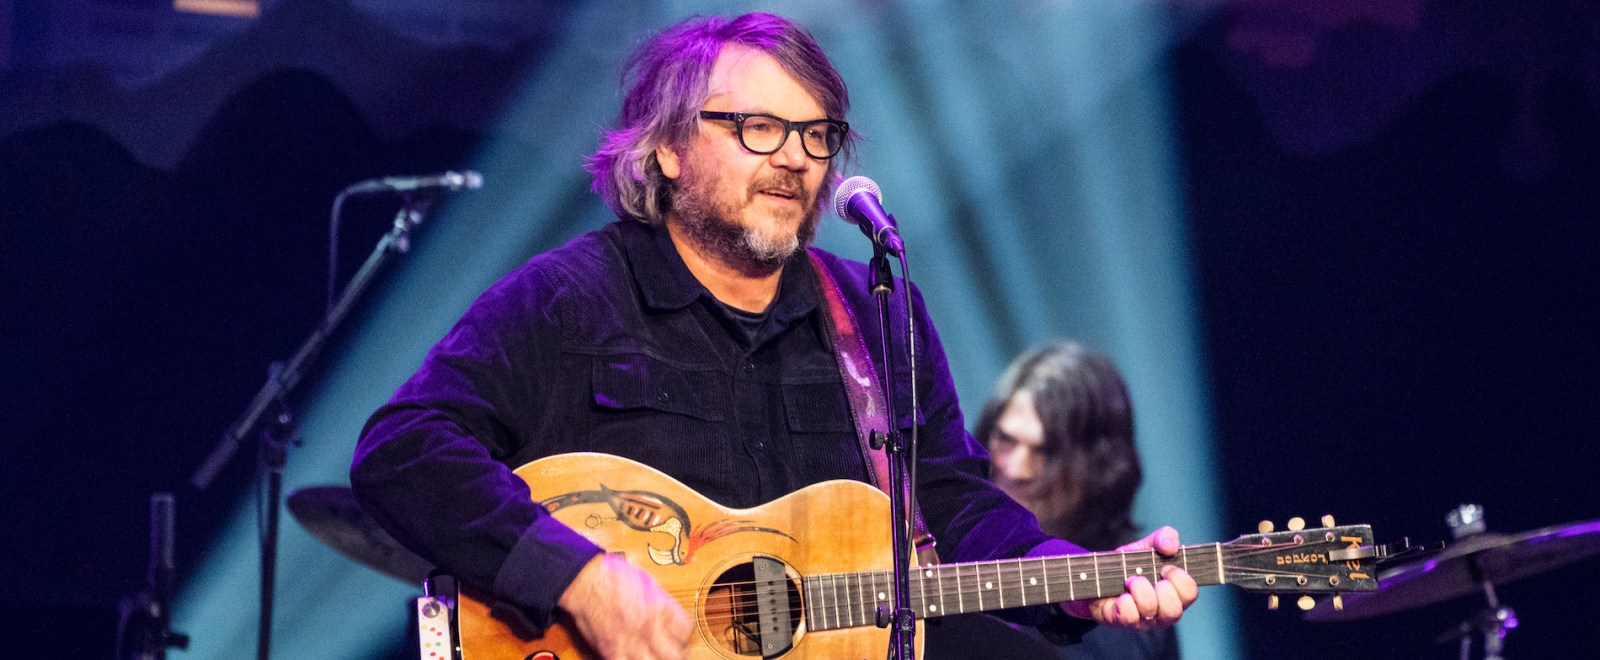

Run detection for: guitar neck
[[801, 545, 1224, 631]]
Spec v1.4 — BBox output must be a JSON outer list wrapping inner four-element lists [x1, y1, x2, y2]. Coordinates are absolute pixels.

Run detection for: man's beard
[[669, 159, 822, 277]]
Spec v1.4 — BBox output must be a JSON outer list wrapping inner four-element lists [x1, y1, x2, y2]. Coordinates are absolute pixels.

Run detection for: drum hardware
[[1306, 504, 1600, 660]]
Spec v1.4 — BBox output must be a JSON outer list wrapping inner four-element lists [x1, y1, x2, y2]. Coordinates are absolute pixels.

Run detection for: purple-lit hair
[[585, 13, 854, 224]]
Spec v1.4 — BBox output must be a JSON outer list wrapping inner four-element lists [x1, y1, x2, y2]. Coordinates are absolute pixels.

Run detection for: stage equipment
[[188, 176, 476, 660], [286, 486, 435, 584], [1307, 505, 1600, 660]]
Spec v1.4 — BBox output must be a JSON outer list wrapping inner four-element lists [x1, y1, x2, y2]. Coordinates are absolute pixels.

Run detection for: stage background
[[2, 1, 1596, 658]]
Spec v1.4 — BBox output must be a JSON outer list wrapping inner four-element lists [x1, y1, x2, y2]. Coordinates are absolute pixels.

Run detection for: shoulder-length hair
[[585, 12, 855, 224], [974, 341, 1143, 551]]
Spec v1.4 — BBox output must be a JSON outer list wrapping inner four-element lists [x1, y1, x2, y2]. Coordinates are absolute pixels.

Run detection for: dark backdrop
[[2, 1, 1597, 658]]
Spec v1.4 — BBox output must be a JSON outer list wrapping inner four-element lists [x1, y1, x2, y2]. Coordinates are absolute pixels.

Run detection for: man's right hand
[[558, 552, 692, 659]]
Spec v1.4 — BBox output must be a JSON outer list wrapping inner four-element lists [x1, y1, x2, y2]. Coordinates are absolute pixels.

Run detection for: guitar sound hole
[[704, 559, 802, 657]]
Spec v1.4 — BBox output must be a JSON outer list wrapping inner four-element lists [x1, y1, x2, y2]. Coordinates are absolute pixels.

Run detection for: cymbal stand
[[1440, 504, 1519, 660], [1442, 569, 1518, 660]]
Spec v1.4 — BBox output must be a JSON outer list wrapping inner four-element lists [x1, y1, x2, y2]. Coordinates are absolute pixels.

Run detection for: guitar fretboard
[[800, 545, 1224, 632]]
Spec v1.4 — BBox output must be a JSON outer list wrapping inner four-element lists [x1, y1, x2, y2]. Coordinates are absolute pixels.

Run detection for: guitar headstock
[[1222, 516, 1380, 611]]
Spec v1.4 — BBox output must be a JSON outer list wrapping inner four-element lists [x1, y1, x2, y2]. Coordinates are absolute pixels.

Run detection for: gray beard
[[669, 168, 819, 277]]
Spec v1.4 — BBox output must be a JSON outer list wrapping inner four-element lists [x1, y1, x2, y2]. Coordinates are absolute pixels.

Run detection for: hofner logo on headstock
[[1275, 552, 1330, 565]]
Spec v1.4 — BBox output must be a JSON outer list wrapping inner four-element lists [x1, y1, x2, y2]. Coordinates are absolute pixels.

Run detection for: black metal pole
[[256, 398, 291, 660], [867, 244, 917, 660]]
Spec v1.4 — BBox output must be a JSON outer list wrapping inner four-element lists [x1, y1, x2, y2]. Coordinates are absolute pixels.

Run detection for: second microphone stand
[[188, 193, 440, 660]]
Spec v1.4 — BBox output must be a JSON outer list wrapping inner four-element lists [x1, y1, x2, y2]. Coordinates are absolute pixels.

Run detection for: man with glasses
[[352, 12, 1196, 659]]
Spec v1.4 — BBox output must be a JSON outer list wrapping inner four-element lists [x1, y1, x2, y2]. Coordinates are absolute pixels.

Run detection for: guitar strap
[[807, 249, 939, 565]]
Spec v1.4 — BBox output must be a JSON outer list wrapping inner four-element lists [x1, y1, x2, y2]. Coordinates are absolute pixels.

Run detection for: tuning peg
[[1322, 514, 1336, 527], [1258, 520, 1275, 534], [1287, 517, 1306, 531], [1297, 595, 1315, 611], [1267, 595, 1279, 610], [1333, 595, 1344, 611]]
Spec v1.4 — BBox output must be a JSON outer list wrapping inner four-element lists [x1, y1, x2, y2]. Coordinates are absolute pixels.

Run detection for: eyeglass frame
[[697, 110, 850, 160]]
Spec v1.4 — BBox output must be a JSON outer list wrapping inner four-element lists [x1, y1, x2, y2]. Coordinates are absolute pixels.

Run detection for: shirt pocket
[[592, 353, 727, 422], [584, 353, 731, 485], [782, 381, 865, 482]]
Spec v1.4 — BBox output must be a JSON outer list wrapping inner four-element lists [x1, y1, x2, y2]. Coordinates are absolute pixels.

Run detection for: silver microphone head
[[833, 175, 881, 221]]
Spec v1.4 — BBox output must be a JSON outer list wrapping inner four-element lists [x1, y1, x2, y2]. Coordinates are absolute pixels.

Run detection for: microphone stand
[[117, 493, 190, 659], [188, 193, 440, 660], [865, 241, 919, 660]]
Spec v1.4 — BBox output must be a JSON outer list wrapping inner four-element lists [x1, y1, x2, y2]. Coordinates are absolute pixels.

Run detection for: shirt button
[[657, 391, 670, 403], [742, 362, 755, 373]]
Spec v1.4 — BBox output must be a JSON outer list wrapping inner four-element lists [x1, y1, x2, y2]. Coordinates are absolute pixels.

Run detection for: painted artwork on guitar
[[455, 453, 1381, 659]]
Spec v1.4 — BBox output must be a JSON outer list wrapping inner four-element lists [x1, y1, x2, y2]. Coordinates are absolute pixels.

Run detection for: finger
[[1154, 580, 1184, 625], [1116, 592, 1142, 626], [1115, 526, 1181, 555], [1162, 565, 1200, 607], [1089, 596, 1121, 625], [1125, 575, 1159, 621], [1116, 533, 1155, 553], [1150, 526, 1181, 555]]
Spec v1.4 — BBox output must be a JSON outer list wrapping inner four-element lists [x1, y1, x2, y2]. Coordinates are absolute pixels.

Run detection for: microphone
[[342, 170, 483, 195], [833, 176, 904, 256]]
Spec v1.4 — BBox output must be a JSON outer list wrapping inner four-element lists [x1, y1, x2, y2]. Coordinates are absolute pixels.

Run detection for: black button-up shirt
[[351, 220, 1080, 631]]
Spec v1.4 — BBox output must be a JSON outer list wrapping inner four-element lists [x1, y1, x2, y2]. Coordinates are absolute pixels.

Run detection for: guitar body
[[458, 452, 918, 659]]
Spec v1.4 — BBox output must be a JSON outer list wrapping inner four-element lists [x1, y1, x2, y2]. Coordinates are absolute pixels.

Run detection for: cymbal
[[1306, 518, 1600, 622], [286, 486, 434, 585]]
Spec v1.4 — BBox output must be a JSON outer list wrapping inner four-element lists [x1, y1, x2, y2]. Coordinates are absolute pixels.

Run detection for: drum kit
[[288, 489, 1600, 660]]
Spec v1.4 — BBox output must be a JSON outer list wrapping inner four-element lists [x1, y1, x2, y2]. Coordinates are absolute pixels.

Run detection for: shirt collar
[[613, 220, 820, 325]]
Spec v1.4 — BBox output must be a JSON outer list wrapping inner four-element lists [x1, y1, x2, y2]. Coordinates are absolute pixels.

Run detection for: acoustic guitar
[[456, 453, 1380, 659]]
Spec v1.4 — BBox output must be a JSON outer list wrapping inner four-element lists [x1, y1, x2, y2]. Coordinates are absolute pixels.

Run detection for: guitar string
[[653, 547, 1230, 596], [662, 544, 1347, 628], [673, 569, 1229, 627]]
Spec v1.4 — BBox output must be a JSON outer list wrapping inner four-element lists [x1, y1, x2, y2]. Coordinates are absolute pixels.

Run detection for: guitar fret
[[1013, 557, 1027, 608], [986, 561, 997, 608], [803, 576, 812, 630], [1215, 543, 1224, 585], [936, 565, 946, 615], [839, 574, 847, 628], [861, 572, 871, 627], [1002, 560, 1012, 608], [1066, 554, 1075, 601], [831, 574, 842, 630], [883, 570, 895, 618], [848, 573, 858, 628], [954, 563, 965, 613], [856, 573, 867, 627], [812, 575, 825, 631], [887, 570, 895, 618], [863, 572, 874, 626], [1036, 557, 1049, 602], [1094, 551, 1102, 598], [817, 574, 828, 631], [807, 576, 817, 630], [966, 560, 979, 611], [1011, 557, 1024, 608], [874, 571, 887, 624]]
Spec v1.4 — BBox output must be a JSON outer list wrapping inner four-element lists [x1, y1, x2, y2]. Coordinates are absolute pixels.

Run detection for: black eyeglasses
[[699, 111, 849, 160]]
